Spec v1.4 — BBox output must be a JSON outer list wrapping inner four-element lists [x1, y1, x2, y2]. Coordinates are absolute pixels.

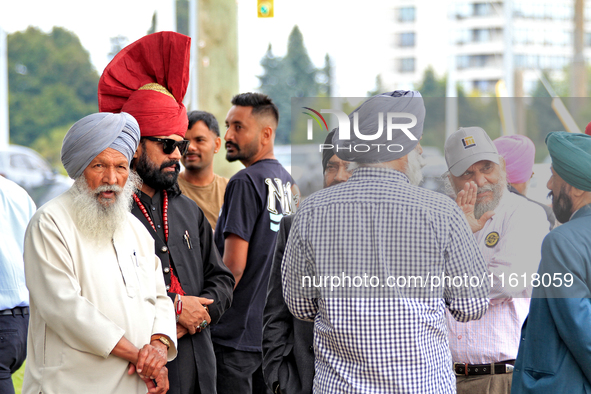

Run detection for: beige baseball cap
[[444, 127, 500, 177]]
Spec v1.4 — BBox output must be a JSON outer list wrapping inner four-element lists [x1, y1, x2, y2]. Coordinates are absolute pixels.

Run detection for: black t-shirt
[[212, 159, 297, 352]]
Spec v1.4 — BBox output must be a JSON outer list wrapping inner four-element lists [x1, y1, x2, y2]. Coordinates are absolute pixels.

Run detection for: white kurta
[[22, 190, 177, 394]]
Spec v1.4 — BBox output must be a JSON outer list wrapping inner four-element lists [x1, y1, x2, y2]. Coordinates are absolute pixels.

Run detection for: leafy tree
[[147, 13, 157, 35], [319, 54, 332, 96], [8, 27, 99, 147], [258, 26, 331, 144]]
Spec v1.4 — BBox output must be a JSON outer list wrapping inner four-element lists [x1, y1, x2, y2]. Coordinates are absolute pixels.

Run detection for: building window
[[398, 7, 416, 22], [456, 54, 497, 69], [399, 58, 415, 72], [399, 32, 416, 47], [473, 80, 496, 93], [514, 55, 569, 70]]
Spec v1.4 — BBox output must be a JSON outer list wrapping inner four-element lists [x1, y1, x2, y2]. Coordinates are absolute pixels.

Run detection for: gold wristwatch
[[151, 334, 171, 349]]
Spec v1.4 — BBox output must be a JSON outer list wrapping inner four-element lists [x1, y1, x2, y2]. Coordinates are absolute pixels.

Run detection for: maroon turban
[[98, 32, 190, 138]]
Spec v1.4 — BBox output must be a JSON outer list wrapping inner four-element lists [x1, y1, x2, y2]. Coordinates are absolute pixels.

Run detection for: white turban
[[61, 112, 140, 179]]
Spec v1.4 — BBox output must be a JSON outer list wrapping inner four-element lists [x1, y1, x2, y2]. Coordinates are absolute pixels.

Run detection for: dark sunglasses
[[142, 137, 190, 155]]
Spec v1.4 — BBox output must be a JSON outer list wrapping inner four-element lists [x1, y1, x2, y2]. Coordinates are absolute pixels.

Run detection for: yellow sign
[[258, 0, 274, 17], [485, 232, 500, 248]]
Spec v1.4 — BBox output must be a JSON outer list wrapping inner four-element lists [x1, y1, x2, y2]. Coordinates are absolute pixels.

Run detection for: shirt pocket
[[135, 255, 157, 305]]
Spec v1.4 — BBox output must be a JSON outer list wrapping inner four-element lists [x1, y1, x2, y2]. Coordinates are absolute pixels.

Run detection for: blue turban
[[61, 112, 140, 179], [546, 131, 591, 191], [333, 91, 425, 163]]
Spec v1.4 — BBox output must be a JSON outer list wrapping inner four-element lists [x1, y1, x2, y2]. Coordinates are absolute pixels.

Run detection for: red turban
[[585, 121, 591, 136], [98, 32, 190, 138]]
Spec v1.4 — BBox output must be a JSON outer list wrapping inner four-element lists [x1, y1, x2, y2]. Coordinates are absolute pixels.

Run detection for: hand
[[136, 343, 167, 380], [128, 362, 169, 394], [178, 296, 214, 335], [176, 323, 189, 339], [146, 366, 169, 394], [455, 181, 495, 233]]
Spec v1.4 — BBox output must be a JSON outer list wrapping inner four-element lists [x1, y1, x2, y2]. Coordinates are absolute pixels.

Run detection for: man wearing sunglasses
[[98, 32, 235, 394]]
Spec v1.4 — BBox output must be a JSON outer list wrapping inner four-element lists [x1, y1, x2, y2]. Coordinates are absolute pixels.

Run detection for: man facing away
[[511, 132, 591, 394], [443, 127, 549, 394], [98, 31, 235, 394], [212, 92, 299, 394], [262, 129, 352, 394], [179, 110, 229, 230], [0, 176, 35, 394], [493, 134, 556, 230], [23, 113, 176, 394], [283, 91, 490, 393]]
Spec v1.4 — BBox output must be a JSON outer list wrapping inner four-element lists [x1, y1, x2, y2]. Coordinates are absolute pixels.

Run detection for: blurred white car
[[0, 145, 72, 206]]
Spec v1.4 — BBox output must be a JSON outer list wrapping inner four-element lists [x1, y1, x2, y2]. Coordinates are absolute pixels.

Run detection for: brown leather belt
[[454, 360, 515, 376]]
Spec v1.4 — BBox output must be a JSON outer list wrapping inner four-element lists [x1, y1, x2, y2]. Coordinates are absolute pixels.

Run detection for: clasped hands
[[176, 296, 214, 339]]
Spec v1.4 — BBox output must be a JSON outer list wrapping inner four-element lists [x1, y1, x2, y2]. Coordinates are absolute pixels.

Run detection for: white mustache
[[94, 184, 123, 194]]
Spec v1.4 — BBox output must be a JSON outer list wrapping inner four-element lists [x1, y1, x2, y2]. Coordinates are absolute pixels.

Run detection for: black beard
[[135, 149, 180, 191], [549, 185, 574, 224], [225, 140, 258, 163]]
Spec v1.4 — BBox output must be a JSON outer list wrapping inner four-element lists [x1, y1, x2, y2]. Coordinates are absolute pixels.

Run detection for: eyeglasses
[[142, 137, 190, 155]]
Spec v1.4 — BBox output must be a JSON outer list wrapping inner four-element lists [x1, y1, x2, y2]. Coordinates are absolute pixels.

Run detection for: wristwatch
[[151, 334, 171, 349]]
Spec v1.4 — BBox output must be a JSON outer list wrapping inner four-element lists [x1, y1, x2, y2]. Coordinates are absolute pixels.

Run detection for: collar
[[571, 203, 591, 221], [349, 166, 410, 184]]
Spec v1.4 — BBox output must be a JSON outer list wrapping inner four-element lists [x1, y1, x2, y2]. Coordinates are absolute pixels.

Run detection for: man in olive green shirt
[[179, 111, 229, 230]]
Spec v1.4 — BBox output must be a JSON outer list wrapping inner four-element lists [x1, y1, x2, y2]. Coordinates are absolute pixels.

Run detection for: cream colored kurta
[[22, 190, 177, 394]]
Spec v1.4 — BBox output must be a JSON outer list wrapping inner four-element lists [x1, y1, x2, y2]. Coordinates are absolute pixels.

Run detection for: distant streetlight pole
[[189, 0, 199, 111], [572, 0, 586, 97], [446, 14, 458, 139], [0, 25, 8, 149]]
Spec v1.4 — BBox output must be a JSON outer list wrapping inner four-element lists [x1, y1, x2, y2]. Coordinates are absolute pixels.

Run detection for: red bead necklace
[[133, 190, 185, 295]]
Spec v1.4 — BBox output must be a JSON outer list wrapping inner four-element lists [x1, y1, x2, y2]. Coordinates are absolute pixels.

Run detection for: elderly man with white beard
[[443, 127, 549, 394], [22, 113, 177, 394], [283, 91, 490, 393]]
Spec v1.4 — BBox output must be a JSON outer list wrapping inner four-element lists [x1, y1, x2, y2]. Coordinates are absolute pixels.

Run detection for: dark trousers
[[214, 343, 271, 394], [0, 310, 29, 394], [168, 335, 200, 394]]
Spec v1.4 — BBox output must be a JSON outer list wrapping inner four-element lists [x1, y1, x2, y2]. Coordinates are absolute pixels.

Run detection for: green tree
[[258, 26, 330, 144], [147, 13, 157, 35], [318, 54, 332, 96], [8, 27, 99, 147]]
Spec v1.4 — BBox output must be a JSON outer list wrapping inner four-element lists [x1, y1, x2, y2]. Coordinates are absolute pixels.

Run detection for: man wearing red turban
[[99, 31, 235, 394]]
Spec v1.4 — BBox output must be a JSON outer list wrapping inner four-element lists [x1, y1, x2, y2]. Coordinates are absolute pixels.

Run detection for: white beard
[[405, 146, 427, 186], [472, 172, 507, 219], [444, 169, 507, 219], [71, 171, 141, 242]]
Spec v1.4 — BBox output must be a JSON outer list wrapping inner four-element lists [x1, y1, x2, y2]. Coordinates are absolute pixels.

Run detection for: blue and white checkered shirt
[[282, 167, 489, 393]]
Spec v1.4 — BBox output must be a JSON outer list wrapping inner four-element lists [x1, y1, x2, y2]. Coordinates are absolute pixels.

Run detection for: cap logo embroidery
[[462, 136, 476, 149]]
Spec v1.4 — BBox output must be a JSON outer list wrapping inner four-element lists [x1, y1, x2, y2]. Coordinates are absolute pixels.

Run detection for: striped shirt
[[283, 167, 489, 394], [447, 191, 549, 364]]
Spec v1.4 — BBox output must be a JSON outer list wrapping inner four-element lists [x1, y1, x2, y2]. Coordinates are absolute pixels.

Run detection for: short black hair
[[231, 92, 279, 125], [187, 110, 220, 137]]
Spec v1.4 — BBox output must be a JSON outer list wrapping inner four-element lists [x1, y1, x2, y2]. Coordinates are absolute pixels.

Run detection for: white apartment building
[[385, 0, 586, 95]]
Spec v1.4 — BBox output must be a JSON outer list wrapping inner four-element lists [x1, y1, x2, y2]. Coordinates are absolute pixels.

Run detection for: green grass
[[12, 362, 25, 394]]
